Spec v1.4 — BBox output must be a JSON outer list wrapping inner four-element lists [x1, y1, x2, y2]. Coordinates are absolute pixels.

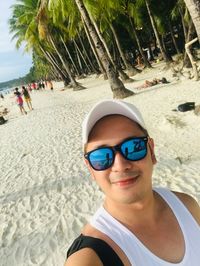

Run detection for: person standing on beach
[[65, 100, 200, 266], [22, 86, 33, 111], [27, 84, 32, 93], [14, 88, 27, 115], [47, 80, 54, 91], [31, 82, 37, 91], [41, 80, 45, 89]]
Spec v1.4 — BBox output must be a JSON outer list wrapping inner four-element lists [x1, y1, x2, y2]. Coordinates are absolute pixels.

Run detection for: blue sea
[[0, 87, 13, 95]]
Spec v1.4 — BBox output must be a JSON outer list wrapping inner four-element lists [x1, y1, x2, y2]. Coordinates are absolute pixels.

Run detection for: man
[[65, 99, 200, 266]]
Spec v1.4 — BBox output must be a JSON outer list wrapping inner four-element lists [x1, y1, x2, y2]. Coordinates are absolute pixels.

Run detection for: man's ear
[[84, 158, 96, 180], [148, 138, 157, 165]]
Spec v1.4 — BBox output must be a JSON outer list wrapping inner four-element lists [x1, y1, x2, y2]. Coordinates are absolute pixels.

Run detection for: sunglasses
[[84, 136, 148, 171]]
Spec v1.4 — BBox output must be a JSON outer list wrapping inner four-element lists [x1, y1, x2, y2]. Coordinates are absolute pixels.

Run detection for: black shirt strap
[[67, 234, 124, 266]]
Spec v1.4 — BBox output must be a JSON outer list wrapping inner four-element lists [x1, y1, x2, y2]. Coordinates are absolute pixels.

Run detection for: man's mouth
[[112, 175, 139, 187]]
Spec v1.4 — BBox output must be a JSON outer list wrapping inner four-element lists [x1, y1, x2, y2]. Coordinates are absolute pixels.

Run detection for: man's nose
[[111, 152, 132, 172]]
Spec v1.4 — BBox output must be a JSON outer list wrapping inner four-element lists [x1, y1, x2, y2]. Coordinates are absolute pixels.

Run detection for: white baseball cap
[[82, 99, 147, 145]]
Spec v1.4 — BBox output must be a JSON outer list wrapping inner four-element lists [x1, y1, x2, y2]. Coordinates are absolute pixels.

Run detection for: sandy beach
[[0, 62, 200, 265]]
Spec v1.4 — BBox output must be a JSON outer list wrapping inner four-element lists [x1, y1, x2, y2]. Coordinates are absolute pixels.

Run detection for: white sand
[[0, 62, 200, 265]]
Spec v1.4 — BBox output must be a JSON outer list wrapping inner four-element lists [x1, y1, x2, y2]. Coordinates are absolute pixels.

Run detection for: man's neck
[[103, 190, 164, 228]]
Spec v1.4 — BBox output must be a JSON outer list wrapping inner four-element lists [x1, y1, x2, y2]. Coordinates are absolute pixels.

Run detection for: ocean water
[[0, 87, 13, 96]]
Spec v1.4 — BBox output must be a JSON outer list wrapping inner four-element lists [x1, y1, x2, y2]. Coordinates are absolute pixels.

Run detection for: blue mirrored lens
[[89, 148, 113, 170], [121, 138, 147, 161]]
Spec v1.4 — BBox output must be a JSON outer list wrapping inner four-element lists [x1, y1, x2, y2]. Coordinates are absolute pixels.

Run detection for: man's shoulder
[[65, 224, 125, 266], [65, 225, 105, 266], [173, 191, 200, 225], [65, 247, 103, 266]]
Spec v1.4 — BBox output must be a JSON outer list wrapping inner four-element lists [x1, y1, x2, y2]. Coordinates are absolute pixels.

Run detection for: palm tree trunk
[[128, 16, 152, 68], [168, 20, 181, 54], [60, 35, 80, 76], [183, 20, 195, 67], [110, 22, 139, 76], [83, 21, 107, 78], [49, 35, 85, 90], [185, 37, 199, 80], [74, 39, 91, 73], [179, 6, 188, 41], [49, 36, 76, 83], [145, 0, 172, 62], [74, 0, 134, 98], [112, 39, 121, 66], [89, 11, 139, 78], [161, 35, 167, 54], [90, 15, 115, 67], [74, 41, 84, 74], [161, 34, 173, 61], [46, 51, 70, 85], [184, 0, 200, 42], [39, 44, 69, 84], [77, 31, 99, 74]]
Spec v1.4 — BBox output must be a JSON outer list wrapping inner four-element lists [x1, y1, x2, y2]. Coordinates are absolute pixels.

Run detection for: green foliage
[[9, 0, 39, 51], [8, 0, 186, 81], [32, 51, 51, 80]]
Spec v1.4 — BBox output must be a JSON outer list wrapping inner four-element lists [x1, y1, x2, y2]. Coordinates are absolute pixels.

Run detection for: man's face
[[85, 115, 156, 206]]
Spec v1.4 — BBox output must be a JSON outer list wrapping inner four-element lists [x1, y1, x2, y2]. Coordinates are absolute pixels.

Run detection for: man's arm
[[174, 191, 200, 225], [64, 248, 103, 266]]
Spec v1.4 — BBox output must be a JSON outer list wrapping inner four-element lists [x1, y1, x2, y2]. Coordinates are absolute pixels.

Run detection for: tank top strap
[[153, 187, 199, 230]]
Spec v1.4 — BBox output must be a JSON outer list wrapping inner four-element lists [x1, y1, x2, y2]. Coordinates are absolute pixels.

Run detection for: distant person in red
[[14, 88, 27, 115], [32, 82, 37, 90]]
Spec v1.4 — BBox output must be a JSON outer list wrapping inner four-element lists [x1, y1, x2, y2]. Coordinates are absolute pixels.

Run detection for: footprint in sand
[[159, 115, 186, 130], [1, 221, 17, 247]]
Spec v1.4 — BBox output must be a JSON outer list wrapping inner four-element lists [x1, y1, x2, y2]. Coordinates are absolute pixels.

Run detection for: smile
[[112, 176, 139, 187]]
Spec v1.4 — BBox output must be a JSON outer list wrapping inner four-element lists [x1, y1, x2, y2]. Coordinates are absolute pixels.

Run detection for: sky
[[0, 1, 32, 83]]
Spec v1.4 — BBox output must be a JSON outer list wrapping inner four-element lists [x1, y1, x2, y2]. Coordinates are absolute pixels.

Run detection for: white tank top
[[90, 188, 200, 265]]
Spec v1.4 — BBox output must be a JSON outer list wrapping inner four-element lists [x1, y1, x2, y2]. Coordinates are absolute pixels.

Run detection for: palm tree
[[9, 0, 71, 86], [48, 0, 108, 77], [74, 0, 134, 98], [87, 0, 140, 75], [184, 0, 200, 42], [128, 16, 152, 68], [88, 11, 137, 80], [37, 3, 85, 90], [145, 0, 172, 62], [60, 36, 80, 76], [9, 0, 38, 51], [171, 0, 192, 66], [110, 22, 137, 74], [83, 20, 107, 78], [121, 0, 152, 68], [77, 32, 99, 74]]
